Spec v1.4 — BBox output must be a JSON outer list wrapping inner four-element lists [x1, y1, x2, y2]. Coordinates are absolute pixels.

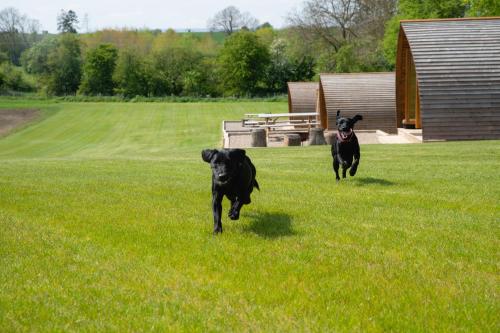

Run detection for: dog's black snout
[[218, 173, 228, 181]]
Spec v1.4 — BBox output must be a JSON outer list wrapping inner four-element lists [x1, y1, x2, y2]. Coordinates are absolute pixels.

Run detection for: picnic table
[[242, 112, 320, 138]]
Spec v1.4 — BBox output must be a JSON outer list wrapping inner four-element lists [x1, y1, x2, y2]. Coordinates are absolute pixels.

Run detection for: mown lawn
[[0, 100, 498, 332]]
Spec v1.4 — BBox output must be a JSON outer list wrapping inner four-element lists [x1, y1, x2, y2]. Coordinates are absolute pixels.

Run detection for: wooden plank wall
[[395, 30, 408, 128], [399, 18, 500, 141], [319, 73, 398, 134], [287, 82, 319, 114]]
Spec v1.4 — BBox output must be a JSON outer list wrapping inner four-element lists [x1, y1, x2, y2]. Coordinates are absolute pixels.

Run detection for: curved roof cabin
[[396, 17, 500, 141], [318, 73, 397, 134], [287, 82, 319, 114]]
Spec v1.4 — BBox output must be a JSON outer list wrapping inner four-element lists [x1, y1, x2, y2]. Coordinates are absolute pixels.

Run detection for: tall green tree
[[184, 57, 220, 97], [149, 46, 204, 96], [264, 39, 293, 92], [466, 0, 500, 16], [396, 0, 467, 18], [263, 38, 315, 93], [45, 34, 82, 95], [0, 51, 8, 64], [217, 31, 269, 96], [289, 56, 315, 82], [79, 44, 118, 95], [21, 36, 59, 75], [113, 48, 150, 97], [382, 0, 468, 67]]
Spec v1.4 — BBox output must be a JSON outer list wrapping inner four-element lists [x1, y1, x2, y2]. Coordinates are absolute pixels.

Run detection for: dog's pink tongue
[[341, 129, 352, 139]]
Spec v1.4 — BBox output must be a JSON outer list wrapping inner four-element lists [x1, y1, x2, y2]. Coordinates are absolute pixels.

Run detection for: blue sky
[[2, 0, 303, 32]]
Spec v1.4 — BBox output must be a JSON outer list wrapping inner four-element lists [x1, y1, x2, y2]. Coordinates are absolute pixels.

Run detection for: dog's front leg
[[337, 155, 349, 176], [333, 158, 341, 181], [212, 192, 224, 234], [350, 157, 360, 177], [332, 143, 341, 181]]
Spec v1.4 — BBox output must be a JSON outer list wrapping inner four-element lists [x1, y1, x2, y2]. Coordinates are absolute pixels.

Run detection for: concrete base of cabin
[[222, 121, 422, 148], [397, 128, 423, 143]]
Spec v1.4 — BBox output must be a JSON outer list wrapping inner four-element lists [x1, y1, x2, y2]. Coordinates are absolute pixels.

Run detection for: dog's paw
[[213, 227, 223, 235], [349, 169, 357, 177], [228, 212, 240, 220]]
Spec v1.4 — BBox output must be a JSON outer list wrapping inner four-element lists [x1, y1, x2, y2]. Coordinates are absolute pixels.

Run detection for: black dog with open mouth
[[202, 148, 259, 234], [331, 110, 363, 181]]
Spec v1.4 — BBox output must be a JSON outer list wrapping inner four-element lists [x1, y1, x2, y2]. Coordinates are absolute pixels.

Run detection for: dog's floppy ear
[[336, 110, 341, 125], [201, 149, 217, 163], [351, 114, 363, 124], [228, 149, 246, 162]]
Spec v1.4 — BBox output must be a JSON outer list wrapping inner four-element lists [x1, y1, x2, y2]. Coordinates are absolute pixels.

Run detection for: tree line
[[0, 1, 498, 97]]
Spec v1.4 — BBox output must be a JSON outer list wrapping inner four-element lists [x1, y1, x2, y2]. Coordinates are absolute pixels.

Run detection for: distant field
[[0, 100, 498, 331]]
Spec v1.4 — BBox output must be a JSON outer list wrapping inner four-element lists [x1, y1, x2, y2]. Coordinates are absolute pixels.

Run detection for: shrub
[[113, 48, 150, 97], [45, 34, 82, 95], [217, 31, 270, 96], [79, 44, 118, 95], [0, 62, 35, 92], [149, 46, 204, 96], [21, 36, 59, 75]]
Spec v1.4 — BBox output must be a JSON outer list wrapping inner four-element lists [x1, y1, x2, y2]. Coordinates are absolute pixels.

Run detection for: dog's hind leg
[[342, 166, 347, 179], [228, 199, 236, 218], [229, 199, 244, 220]]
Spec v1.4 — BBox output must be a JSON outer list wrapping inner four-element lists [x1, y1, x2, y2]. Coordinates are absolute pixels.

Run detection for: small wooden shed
[[287, 82, 319, 114], [396, 17, 500, 141], [318, 73, 397, 134]]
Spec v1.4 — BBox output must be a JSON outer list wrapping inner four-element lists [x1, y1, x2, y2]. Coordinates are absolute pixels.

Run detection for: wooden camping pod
[[318, 73, 397, 134], [396, 17, 500, 141], [287, 82, 319, 114]]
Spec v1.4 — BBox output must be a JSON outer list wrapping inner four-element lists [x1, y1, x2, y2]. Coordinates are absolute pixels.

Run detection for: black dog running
[[202, 148, 259, 234], [331, 110, 363, 181]]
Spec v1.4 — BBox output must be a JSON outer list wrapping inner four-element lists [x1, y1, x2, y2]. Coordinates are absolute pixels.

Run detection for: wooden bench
[[242, 112, 320, 141]]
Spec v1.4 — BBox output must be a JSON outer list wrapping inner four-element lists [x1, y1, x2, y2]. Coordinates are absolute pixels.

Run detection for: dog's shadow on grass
[[242, 211, 295, 239], [350, 177, 395, 186]]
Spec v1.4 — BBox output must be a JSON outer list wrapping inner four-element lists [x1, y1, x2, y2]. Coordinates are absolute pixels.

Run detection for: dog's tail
[[253, 179, 260, 191]]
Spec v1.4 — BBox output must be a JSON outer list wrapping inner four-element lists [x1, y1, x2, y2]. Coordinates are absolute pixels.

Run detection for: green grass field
[[0, 100, 498, 332]]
